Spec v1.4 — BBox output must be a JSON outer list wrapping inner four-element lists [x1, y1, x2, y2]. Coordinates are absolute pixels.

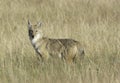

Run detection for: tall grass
[[0, 0, 120, 83]]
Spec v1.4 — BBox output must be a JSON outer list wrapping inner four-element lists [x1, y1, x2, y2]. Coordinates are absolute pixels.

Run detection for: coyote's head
[[28, 20, 43, 44]]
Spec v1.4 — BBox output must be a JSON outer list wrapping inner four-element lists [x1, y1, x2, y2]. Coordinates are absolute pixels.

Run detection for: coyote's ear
[[28, 20, 31, 25], [37, 22, 42, 28], [28, 20, 31, 28]]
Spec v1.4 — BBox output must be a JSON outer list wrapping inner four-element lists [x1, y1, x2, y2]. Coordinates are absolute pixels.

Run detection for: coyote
[[28, 20, 84, 63]]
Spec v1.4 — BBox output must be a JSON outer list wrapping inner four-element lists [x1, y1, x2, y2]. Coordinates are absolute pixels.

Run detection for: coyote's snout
[[28, 20, 85, 63]]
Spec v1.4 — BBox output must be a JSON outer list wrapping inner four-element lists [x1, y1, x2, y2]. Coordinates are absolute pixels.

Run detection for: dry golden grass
[[0, 0, 120, 83]]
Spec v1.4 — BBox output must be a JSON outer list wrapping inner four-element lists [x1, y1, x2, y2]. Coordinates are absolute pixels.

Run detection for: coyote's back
[[28, 20, 85, 63]]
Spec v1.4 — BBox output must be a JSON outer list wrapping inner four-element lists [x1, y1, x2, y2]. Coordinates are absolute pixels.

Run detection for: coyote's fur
[[28, 20, 84, 63]]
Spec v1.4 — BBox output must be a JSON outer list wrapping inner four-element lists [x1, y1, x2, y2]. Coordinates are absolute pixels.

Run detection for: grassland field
[[0, 0, 120, 83]]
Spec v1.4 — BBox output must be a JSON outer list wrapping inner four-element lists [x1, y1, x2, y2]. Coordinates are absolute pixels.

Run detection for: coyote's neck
[[32, 33, 42, 45]]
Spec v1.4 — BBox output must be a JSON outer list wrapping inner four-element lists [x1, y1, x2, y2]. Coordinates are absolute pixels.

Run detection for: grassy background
[[0, 0, 120, 83]]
